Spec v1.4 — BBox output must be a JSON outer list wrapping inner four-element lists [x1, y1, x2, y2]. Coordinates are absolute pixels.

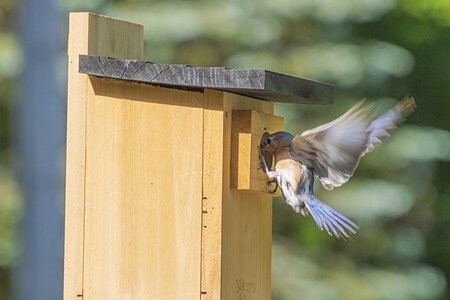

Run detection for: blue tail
[[304, 194, 358, 240]]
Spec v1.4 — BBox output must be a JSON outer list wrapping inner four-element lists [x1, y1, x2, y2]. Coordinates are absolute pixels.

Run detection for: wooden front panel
[[201, 90, 274, 300], [83, 78, 203, 299], [222, 93, 273, 300]]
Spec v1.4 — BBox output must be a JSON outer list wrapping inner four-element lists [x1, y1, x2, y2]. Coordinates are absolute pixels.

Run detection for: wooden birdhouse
[[64, 12, 334, 300]]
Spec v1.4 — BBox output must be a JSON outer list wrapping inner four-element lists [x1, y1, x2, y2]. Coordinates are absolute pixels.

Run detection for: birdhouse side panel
[[83, 78, 204, 299]]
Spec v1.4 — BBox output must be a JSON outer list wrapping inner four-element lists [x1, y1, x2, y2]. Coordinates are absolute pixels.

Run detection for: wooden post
[[65, 13, 143, 299], [65, 12, 333, 300]]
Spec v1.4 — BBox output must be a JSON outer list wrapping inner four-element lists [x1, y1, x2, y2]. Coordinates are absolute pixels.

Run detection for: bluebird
[[259, 96, 416, 239]]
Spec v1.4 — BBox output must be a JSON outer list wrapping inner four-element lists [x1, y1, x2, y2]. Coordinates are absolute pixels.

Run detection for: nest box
[[64, 12, 334, 300]]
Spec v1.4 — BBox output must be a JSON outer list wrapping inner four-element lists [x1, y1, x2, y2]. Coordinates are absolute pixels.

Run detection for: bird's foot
[[267, 179, 278, 194]]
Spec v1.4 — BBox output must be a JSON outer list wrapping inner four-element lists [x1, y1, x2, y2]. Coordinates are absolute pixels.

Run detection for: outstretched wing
[[290, 96, 416, 190]]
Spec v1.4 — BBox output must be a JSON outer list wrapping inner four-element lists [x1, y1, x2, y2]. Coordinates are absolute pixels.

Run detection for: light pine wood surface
[[231, 110, 284, 193], [65, 12, 143, 300], [84, 79, 204, 299], [201, 90, 274, 300], [66, 12, 277, 300]]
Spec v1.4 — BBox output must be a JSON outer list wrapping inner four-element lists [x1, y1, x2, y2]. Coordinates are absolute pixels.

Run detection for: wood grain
[[201, 90, 274, 300], [231, 110, 284, 193], [201, 90, 226, 300], [79, 55, 335, 104], [65, 12, 143, 300], [67, 13, 277, 300], [83, 78, 203, 299]]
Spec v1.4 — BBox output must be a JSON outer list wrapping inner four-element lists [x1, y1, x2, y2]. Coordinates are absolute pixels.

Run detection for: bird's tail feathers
[[394, 95, 417, 117], [303, 194, 358, 240]]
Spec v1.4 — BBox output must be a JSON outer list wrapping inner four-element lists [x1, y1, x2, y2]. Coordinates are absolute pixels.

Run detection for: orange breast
[[274, 148, 303, 192]]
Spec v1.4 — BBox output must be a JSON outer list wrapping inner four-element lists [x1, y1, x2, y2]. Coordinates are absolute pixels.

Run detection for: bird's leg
[[258, 149, 271, 174], [266, 170, 279, 179], [258, 148, 280, 193], [267, 179, 278, 194], [266, 170, 280, 194]]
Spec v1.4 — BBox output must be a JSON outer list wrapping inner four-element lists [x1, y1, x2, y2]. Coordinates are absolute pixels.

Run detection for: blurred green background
[[1, 0, 449, 299]]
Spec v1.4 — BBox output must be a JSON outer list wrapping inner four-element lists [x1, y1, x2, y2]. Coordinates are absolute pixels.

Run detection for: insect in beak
[[259, 132, 278, 194], [258, 132, 274, 173]]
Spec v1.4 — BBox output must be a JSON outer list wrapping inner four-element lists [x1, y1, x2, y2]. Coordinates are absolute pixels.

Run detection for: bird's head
[[258, 131, 293, 171], [260, 131, 293, 153]]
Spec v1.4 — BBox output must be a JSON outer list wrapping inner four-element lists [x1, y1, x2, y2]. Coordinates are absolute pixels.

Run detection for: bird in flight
[[259, 96, 416, 239]]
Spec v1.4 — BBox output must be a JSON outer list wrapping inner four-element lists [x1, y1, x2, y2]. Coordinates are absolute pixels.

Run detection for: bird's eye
[[265, 137, 273, 145]]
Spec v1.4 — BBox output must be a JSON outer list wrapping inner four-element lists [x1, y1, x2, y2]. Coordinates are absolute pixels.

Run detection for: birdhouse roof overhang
[[79, 55, 334, 104]]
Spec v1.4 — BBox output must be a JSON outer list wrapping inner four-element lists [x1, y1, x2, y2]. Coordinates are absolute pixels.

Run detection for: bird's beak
[[258, 132, 273, 173], [259, 149, 273, 173]]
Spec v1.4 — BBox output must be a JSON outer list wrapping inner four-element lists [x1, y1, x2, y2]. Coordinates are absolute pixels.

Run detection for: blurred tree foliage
[[0, 0, 21, 298], [1, 0, 449, 299]]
